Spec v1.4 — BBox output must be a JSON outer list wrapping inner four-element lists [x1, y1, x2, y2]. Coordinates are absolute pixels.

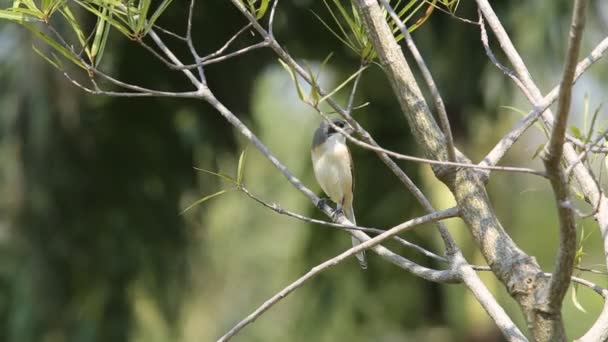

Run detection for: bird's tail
[[343, 203, 367, 269]]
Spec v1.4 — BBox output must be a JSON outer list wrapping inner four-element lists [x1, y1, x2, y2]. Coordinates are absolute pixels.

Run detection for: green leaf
[[531, 142, 546, 160], [135, 0, 151, 33], [305, 64, 320, 105], [569, 125, 584, 141], [73, 0, 133, 38], [278, 59, 306, 101], [585, 103, 603, 144], [60, 5, 91, 61], [501, 106, 547, 135], [180, 189, 230, 215], [90, 7, 112, 66], [311, 10, 357, 54], [256, 0, 269, 19], [0, 9, 27, 21], [319, 65, 368, 104], [145, 0, 173, 35], [236, 148, 248, 185], [32, 44, 62, 70], [571, 284, 587, 313], [23, 23, 86, 69], [193, 167, 236, 184]]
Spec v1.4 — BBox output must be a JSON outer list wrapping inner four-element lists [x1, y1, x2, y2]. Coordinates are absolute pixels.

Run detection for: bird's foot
[[316, 198, 332, 211], [331, 207, 344, 221]]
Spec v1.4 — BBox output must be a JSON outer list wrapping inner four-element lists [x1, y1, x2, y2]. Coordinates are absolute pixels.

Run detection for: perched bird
[[311, 119, 366, 269]]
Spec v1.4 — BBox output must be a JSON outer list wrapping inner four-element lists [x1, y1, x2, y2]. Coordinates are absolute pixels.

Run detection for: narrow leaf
[[193, 167, 236, 184], [278, 59, 306, 101], [236, 148, 248, 185], [319, 65, 368, 104], [571, 284, 587, 313], [180, 189, 230, 215]]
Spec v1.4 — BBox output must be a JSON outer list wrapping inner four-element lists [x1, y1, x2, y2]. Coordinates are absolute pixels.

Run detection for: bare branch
[[566, 128, 608, 175], [186, 0, 206, 83], [478, 12, 533, 101], [238, 185, 460, 258], [380, 0, 457, 162], [148, 29, 202, 88], [455, 256, 528, 342], [201, 23, 253, 61], [322, 116, 547, 178], [201, 41, 269, 66], [217, 208, 460, 342], [268, 0, 280, 38], [543, 0, 588, 314], [152, 24, 188, 41], [479, 35, 608, 176]]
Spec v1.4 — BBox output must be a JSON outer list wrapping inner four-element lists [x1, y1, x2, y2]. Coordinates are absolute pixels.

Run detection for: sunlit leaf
[[278, 59, 307, 101], [256, 0, 269, 19], [236, 148, 248, 185], [91, 7, 112, 66], [193, 167, 236, 184], [571, 284, 587, 313], [531, 143, 546, 160], [180, 189, 231, 215], [0, 9, 28, 21], [145, 0, 173, 35], [319, 65, 368, 104], [569, 125, 583, 141]]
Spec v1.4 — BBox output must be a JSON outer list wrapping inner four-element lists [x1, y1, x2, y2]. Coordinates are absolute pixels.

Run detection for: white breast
[[311, 135, 352, 205]]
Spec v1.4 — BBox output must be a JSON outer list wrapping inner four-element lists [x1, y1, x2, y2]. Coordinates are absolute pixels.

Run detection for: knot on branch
[[432, 164, 460, 184], [503, 255, 542, 296]]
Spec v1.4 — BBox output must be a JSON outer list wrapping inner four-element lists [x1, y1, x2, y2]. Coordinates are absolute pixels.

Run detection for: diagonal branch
[[352, 0, 549, 340], [478, 34, 608, 178], [218, 208, 461, 342]]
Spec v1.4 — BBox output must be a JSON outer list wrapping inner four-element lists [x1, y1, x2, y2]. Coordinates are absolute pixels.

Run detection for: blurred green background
[[0, 1, 607, 341]]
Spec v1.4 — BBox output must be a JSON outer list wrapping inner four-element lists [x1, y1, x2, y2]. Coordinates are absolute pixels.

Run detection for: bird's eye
[[335, 121, 344, 128]]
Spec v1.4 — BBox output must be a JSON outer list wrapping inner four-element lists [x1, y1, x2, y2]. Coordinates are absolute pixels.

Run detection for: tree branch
[[237, 185, 459, 259], [379, 0, 456, 162], [218, 208, 462, 342], [353, 0, 548, 339], [543, 0, 587, 317]]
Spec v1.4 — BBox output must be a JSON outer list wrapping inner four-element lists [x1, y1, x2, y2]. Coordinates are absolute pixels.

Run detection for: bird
[[311, 118, 367, 269]]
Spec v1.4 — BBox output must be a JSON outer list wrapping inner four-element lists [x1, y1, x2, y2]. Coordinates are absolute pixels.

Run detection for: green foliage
[[313, 0, 459, 62], [0, 0, 175, 70], [244, 0, 270, 19], [571, 226, 594, 313], [182, 149, 249, 214]]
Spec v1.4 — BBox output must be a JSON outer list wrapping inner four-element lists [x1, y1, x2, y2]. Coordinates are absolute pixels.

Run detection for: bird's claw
[[332, 207, 344, 221], [316, 198, 332, 210]]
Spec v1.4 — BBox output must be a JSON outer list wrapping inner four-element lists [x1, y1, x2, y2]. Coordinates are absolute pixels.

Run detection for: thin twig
[[217, 208, 460, 342], [319, 112, 547, 178], [268, 0, 280, 38], [201, 23, 253, 61], [152, 24, 188, 41], [202, 41, 269, 66], [238, 186, 457, 261], [478, 12, 532, 101], [566, 128, 608, 175], [478, 35, 608, 179]]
